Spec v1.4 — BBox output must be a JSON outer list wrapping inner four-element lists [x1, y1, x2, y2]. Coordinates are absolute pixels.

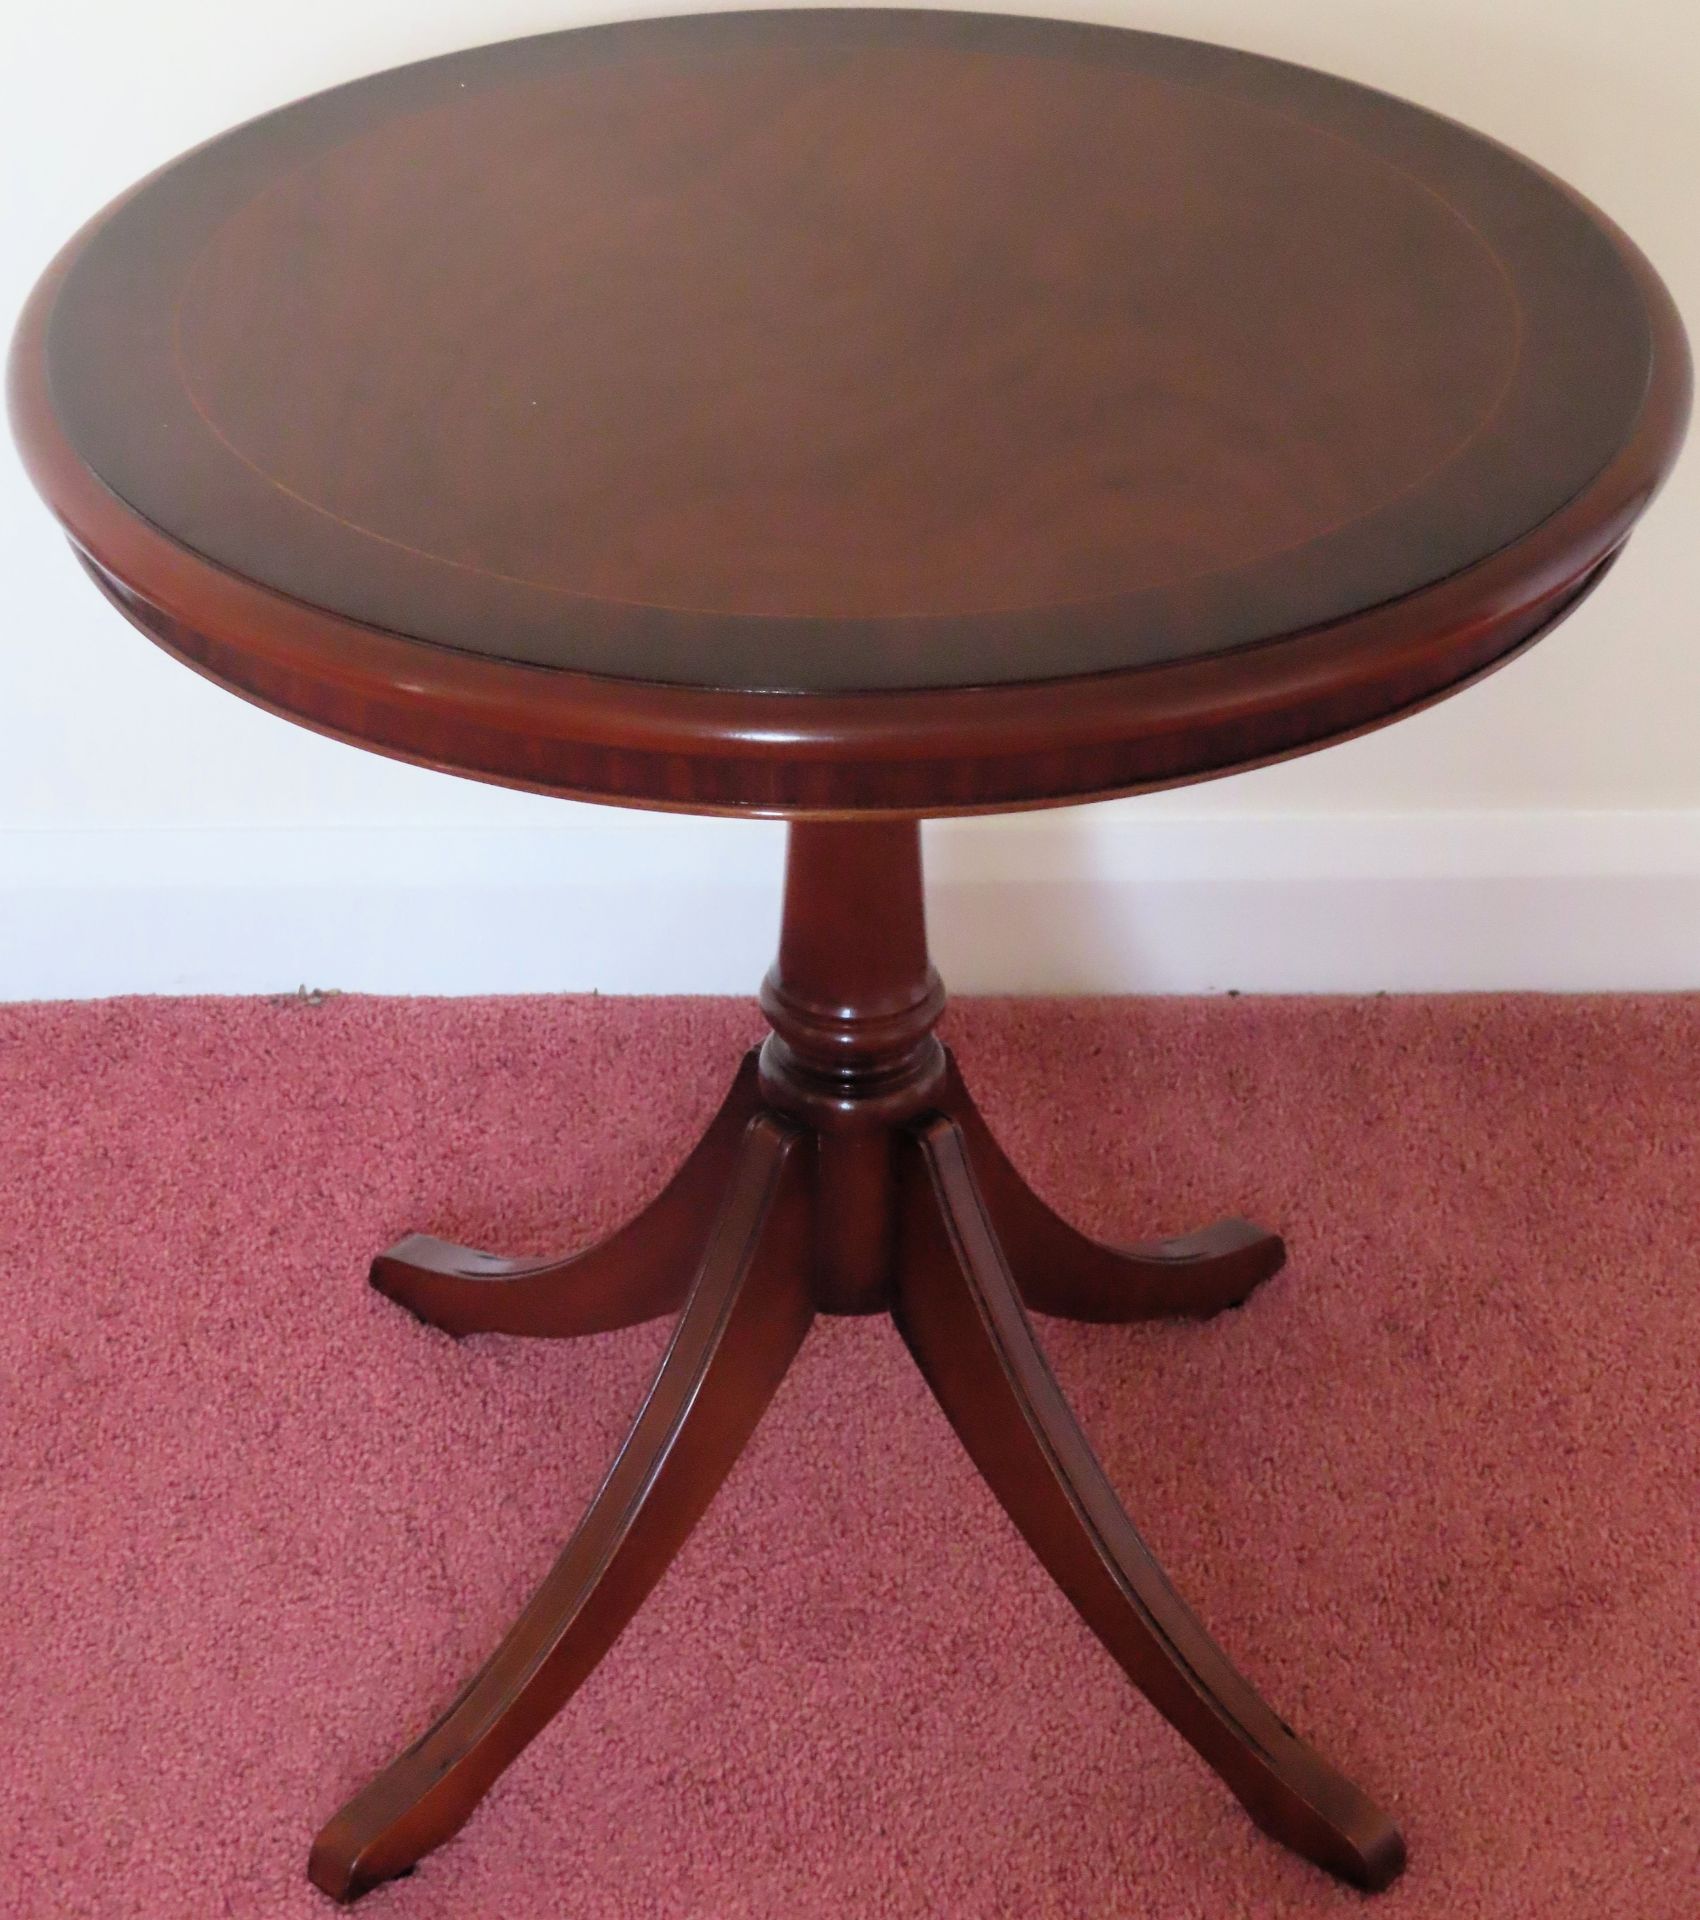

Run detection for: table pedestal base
[[307, 822, 1406, 1902]]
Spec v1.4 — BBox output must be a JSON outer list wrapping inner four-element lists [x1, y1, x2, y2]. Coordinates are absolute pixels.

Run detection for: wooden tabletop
[[10, 9, 1688, 815]]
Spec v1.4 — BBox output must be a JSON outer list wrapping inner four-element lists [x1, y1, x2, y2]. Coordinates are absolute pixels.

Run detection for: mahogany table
[[11, 8, 1688, 1904]]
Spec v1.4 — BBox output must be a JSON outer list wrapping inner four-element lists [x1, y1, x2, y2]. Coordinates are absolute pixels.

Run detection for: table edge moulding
[[7, 13, 1690, 820]]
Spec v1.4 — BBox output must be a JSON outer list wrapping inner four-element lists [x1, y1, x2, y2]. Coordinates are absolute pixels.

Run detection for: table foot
[[940, 1058, 1286, 1322], [310, 1114, 812, 1901], [370, 1052, 764, 1337], [894, 1113, 1405, 1893]]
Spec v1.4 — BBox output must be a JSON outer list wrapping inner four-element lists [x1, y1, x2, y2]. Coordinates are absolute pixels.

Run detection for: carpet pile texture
[[2, 993, 1695, 1918]]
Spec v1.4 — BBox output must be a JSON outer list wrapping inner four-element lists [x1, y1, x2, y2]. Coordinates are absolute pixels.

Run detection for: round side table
[[10, 9, 1688, 1904]]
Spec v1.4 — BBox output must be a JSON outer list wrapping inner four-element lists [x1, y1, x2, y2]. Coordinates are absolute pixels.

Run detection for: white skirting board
[[1, 811, 1696, 999]]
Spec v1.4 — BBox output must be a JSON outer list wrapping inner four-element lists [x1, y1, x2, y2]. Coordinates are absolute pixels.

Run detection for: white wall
[[3, 1, 1696, 996]]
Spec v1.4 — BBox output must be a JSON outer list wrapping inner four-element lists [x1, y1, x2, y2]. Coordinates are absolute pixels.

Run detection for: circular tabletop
[[10, 8, 1689, 815]]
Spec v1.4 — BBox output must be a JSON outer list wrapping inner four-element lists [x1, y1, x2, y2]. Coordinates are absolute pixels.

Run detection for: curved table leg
[[371, 1050, 764, 1337], [940, 1054, 1284, 1322], [310, 1113, 813, 1902], [894, 1114, 1404, 1893]]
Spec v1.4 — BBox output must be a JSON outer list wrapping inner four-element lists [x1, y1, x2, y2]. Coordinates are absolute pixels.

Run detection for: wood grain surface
[[10, 9, 1688, 812]]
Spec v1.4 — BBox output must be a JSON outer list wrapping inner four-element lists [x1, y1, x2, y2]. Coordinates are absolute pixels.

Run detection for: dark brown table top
[[10, 9, 1689, 815]]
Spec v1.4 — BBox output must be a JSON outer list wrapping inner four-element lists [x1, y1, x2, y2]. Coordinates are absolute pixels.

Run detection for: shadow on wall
[[924, 804, 1700, 993], [928, 871, 1700, 995]]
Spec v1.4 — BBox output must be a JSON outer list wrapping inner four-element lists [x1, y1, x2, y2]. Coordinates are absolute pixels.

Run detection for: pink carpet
[[2, 993, 1696, 1918]]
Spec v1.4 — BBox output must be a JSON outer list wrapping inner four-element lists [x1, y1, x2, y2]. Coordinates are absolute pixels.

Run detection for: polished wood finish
[[27, 13, 1656, 673], [371, 1054, 763, 1337], [895, 1115, 1402, 1890], [760, 821, 945, 1313], [9, 10, 1688, 815], [11, 9, 1689, 1906], [307, 823, 1394, 1900], [311, 1113, 813, 1901], [941, 1053, 1287, 1322]]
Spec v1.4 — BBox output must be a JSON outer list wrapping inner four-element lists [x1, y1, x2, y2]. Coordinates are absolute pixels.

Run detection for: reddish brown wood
[[8, 10, 1689, 816], [939, 1055, 1286, 1322], [34, 10, 1651, 682], [309, 1113, 813, 1902], [893, 1114, 1403, 1891], [370, 1052, 763, 1337], [759, 820, 944, 1313], [759, 821, 945, 1127]]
